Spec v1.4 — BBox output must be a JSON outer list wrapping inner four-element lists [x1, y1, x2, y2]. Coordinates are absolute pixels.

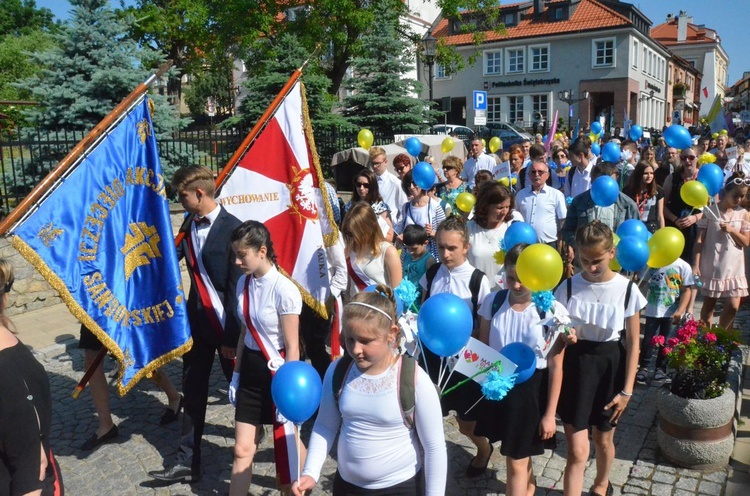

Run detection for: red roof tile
[[433, 0, 632, 46], [651, 18, 720, 46]]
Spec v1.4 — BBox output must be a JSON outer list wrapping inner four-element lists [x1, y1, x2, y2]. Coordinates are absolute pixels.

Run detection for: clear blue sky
[[39, 0, 748, 86]]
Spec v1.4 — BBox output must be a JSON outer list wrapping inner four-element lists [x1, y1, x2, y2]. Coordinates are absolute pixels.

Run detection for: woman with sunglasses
[[663, 146, 702, 263], [437, 156, 467, 214], [346, 169, 395, 242], [623, 161, 665, 233], [693, 173, 750, 329], [550, 146, 570, 190]]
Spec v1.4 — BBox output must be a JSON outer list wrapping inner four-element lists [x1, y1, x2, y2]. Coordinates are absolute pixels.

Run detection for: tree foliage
[[0, 29, 56, 102], [183, 61, 235, 119], [341, 11, 433, 132], [0, 0, 57, 37]]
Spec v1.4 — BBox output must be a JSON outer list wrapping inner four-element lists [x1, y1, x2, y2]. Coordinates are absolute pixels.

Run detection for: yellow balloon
[[511, 177, 517, 186], [489, 136, 502, 153], [455, 192, 477, 213], [357, 129, 374, 150], [647, 227, 685, 268], [516, 243, 564, 292], [441, 137, 455, 154], [609, 233, 621, 271], [680, 180, 709, 208], [719, 129, 728, 136], [711, 132, 719, 139], [499, 177, 510, 187]]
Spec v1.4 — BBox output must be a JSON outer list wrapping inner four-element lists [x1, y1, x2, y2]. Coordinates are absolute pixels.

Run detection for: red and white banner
[[218, 82, 337, 318]]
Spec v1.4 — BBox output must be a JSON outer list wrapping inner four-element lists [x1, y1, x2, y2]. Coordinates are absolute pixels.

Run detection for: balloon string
[[463, 394, 486, 415], [440, 360, 503, 397], [417, 337, 429, 378], [295, 423, 301, 486], [438, 357, 446, 389]]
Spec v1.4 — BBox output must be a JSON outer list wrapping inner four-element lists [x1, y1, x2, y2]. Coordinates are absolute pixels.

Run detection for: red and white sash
[[330, 295, 342, 359], [346, 254, 374, 292], [186, 226, 226, 340], [241, 274, 299, 486]]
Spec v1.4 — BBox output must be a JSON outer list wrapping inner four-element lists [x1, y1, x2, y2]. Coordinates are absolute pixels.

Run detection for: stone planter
[[656, 352, 742, 470]]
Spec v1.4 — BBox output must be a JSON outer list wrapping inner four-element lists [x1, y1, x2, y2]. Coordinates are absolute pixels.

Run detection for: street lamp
[[558, 89, 589, 135], [421, 33, 437, 102]]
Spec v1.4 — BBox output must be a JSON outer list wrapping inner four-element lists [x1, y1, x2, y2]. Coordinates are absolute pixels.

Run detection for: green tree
[[0, 29, 57, 101], [183, 61, 235, 119], [341, 12, 433, 132], [14, 0, 194, 186], [226, 33, 347, 130], [0, 0, 57, 37]]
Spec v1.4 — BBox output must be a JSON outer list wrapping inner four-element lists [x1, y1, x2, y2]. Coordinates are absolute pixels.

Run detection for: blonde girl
[[293, 287, 447, 495], [228, 221, 303, 495], [554, 221, 647, 496]]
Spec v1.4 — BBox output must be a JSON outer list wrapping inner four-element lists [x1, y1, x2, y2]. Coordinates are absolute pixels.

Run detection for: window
[[435, 63, 449, 79], [509, 96, 524, 124], [484, 50, 502, 75], [554, 7, 563, 20], [507, 48, 524, 74], [504, 12, 516, 27], [529, 44, 549, 72], [633, 40, 638, 68], [592, 38, 615, 68], [488, 97, 502, 123], [532, 95, 548, 123]]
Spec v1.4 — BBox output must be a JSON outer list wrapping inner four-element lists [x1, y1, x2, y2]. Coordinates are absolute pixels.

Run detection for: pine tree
[[14, 0, 193, 186], [226, 33, 347, 130], [341, 12, 434, 133]]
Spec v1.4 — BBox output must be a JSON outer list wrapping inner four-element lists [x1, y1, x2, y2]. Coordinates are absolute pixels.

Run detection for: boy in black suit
[[149, 166, 242, 484]]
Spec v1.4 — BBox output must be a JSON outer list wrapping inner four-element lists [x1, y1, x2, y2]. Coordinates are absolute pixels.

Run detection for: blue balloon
[[601, 141, 621, 163], [616, 219, 650, 241], [591, 121, 603, 135], [616, 235, 650, 272], [503, 221, 538, 251], [405, 137, 422, 157], [663, 124, 692, 150], [418, 293, 473, 357], [271, 361, 323, 423], [501, 342, 537, 384], [412, 161, 436, 190], [590, 176, 619, 207], [697, 163, 724, 196], [629, 125, 643, 141], [591, 142, 601, 156]]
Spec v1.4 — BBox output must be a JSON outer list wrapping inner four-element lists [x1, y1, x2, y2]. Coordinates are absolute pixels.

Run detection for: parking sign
[[473, 91, 487, 111]]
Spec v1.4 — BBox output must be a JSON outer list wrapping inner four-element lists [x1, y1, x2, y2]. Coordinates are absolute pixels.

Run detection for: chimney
[[677, 11, 689, 42], [534, 0, 544, 16]]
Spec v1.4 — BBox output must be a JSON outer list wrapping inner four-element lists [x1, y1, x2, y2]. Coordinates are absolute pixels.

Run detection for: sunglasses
[[681, 155, 697, 160], [356, 182, 370, 189], [729, 177, 750, 186], [394, 165, 410, 173], [529, 169, 548, 175], [442, 166, 454, 171]]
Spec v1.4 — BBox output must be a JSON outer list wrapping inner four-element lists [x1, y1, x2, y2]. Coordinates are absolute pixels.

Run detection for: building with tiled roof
[[651, 11, 729, 112], [420, 0, 671, 134]]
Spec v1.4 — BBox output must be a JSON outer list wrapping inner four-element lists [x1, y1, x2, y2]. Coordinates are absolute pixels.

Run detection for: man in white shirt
[[370, 147, 408, 221], [521, 138, 532, 169], [461, 138, 496, 189], [564, 139, 593, 199], [515, 159, 567, 245]]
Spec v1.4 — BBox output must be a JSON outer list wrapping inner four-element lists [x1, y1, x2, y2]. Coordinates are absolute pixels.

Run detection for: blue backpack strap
[[491, 289, 510, 316]]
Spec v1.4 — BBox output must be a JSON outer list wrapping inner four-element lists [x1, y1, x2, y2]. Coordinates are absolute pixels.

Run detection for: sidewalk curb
[[30, 338, 79, 361]]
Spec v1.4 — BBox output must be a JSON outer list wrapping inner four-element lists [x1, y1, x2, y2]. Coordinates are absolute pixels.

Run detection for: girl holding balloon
[[293, 288, 447, 496], [228, 221, 303, 496], [623, 161, 665, 233], [554, 221, 647, 496], [395, 171, 447, 259], [693, 172, 750, 329], [420, 216, 492, 478], [475, 243, 569, 496]]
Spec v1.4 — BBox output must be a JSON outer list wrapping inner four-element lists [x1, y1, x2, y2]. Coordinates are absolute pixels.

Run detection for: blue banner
[[12, 98, 191, 394]]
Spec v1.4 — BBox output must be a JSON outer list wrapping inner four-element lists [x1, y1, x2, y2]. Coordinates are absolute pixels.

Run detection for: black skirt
[[557, 340, 625, 432], [235, 347, 276, 425], [475, 368, 555, 459]]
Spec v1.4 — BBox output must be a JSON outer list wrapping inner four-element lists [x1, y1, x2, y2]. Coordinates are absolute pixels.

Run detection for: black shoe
[[147, 464, 200, 484], [590, 481, 613, 496], [466, 444, 494, 478], [80, 425, 119, 451], [160, 394, 183, 425]]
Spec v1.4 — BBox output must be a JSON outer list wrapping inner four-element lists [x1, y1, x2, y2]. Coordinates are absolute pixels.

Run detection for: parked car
[[432, 124, 477, 149], [479, 122, 533, 151]]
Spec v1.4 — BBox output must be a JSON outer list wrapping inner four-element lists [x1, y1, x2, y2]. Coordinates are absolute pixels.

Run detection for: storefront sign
[[646, 82, 662, 93], [490, 77, 561, 88]]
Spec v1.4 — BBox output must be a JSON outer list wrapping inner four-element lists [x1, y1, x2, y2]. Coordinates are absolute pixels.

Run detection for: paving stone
[[621, 484, 650, 495], [698, 480, 723, 494], [651, 482, 674, 496], [652, 471, 677, 484], [702, 469, 727, 483], [675, 477, 699, 491]]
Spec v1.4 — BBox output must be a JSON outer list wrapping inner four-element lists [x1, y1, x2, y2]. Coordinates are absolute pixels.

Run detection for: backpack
[[424, 262, 484, 326], [332, 353, 418, 429], [567, 166, 576, 190]]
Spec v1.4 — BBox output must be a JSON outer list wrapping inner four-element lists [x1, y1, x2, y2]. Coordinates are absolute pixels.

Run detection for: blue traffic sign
[[473, 91, 487, 111]]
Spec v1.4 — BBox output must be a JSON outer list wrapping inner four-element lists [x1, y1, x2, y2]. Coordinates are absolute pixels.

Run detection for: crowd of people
[[3, 125, 750, 496]]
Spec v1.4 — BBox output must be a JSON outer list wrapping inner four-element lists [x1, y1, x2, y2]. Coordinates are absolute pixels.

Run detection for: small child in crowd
[[401, 225, 436, 309], [476, 243, 569, 496], [639, 258, 694, 383]]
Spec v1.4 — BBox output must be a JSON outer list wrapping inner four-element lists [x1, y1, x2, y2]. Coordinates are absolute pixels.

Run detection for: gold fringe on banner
[[12, 235, 193, 396]]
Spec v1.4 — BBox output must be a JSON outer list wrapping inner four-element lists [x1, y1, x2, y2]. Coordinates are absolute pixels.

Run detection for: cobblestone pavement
[[35, 306, 750, 495]]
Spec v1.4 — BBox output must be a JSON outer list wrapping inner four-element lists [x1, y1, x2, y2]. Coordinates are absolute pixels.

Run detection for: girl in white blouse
[[293, 286, 447, 495], [228, 221, 303, 496]]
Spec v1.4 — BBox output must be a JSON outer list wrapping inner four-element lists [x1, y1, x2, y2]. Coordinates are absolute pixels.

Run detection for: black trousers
[[178, 332, 234, 472], [299, 302, 333, 381]]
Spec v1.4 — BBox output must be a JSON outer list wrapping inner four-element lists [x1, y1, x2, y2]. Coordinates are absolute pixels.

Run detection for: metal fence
[[0, 123, 433, 215]]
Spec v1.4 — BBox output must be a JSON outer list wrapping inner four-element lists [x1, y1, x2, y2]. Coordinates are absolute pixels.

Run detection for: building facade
[[422, 0, 669, 135], [651, 11, 729, 113], [666, 54, 701, 127]]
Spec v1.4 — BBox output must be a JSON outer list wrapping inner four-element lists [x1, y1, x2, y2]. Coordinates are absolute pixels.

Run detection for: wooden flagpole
[[0, 61, 173, 236]]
